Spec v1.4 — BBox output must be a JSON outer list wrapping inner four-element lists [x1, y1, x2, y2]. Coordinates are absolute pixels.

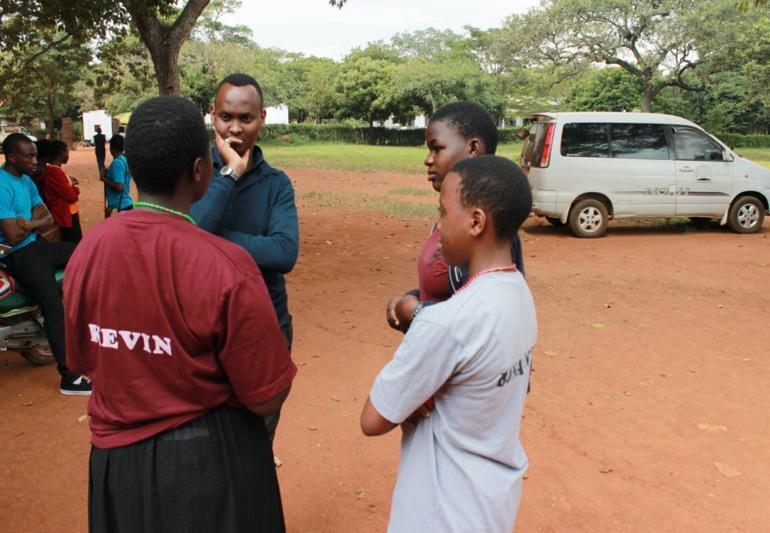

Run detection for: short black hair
[[429, 102, 499, 155], [125, 96, 210, 197], [215, 73, 264, 107], [109, 134, 125, 152], [451, 155, 532, 241], [49, 140, 68, 159], [2, 132, 33, 156]]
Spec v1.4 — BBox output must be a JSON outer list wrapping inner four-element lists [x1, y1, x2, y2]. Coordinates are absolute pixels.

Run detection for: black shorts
[[89, 405, 285, 533]]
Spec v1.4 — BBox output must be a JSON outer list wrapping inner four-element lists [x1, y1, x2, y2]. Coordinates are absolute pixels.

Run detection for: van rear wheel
[[727, 196, 765, 233], [569, 199, 609, 238]]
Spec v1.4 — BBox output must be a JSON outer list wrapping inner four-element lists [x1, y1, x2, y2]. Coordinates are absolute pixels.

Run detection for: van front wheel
[[727, 196, 765, 233], [569, 199, 609, 238]]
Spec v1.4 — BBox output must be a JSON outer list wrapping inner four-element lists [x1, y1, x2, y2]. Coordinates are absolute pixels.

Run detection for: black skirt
[[89, 405, 285, 533]]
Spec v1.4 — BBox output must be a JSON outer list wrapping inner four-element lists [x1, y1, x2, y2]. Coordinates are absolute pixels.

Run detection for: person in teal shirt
[[0, 133, 91, 395], [101, 135, 133, 216]]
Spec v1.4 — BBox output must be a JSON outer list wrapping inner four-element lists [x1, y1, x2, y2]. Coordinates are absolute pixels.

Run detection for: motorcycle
[[0, 260, 58, 366]]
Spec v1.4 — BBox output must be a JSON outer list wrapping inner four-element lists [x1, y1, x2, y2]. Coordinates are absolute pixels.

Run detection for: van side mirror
[[722, 150, 734, 162]]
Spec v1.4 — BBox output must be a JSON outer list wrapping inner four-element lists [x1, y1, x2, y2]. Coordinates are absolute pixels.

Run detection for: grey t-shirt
[[371, 271, 537, 533]]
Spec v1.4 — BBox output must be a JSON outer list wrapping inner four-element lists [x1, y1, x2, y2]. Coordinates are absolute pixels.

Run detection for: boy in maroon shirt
[[64, 96, 295, 533], [386, 102, 525, 332]]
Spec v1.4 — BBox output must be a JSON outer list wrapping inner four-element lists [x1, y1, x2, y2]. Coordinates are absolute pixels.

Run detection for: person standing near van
[[363, 156, 537, 533], [385, 102, 525, 332]]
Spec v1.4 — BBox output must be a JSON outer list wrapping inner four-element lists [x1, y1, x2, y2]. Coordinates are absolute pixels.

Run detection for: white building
[[265, 104, 289, 125], [83, 110, 113, 142]]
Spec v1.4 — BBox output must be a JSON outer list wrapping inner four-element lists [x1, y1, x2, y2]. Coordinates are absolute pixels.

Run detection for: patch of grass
[[734, 148, 770, 169], [390, 187, 432, 196], [369, 199, 438, 218], [298, 190, 346, 208], [298, 188, 437, 219], [262, 142, 524, 174], [265, 142, 770, 174]]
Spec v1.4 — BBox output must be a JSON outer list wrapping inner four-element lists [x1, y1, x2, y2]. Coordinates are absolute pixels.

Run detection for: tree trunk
[[368, 116, 375, 144], [123, 0, 211, 96], [149, 40, 183, 96], [640, 89, 653, 113], [46, 94, 56, 139]]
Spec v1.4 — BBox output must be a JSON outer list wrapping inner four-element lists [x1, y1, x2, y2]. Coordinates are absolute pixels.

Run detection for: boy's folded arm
[[361, 396, 398, 436]]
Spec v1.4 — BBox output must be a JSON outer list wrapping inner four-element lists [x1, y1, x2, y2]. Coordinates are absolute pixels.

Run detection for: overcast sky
[[224, 0, 540, 59]]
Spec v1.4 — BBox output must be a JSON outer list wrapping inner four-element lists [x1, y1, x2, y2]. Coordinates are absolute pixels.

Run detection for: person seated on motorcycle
[[0, 133, 91, 395]]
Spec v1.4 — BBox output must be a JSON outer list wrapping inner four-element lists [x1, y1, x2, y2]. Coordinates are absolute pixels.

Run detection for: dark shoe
[[60, 375, 92, 396]]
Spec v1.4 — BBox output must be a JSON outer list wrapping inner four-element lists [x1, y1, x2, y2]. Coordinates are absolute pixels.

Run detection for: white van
[[520, 112, 770, 237]]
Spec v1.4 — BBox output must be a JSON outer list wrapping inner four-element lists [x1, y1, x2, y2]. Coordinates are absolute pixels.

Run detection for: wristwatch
[[220, 165, 240, 181], [411, 302, 425, 320]]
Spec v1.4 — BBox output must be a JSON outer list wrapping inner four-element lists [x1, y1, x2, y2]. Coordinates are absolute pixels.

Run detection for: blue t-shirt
[[105, 155, 133, 210], [0, 166, 41, 253]]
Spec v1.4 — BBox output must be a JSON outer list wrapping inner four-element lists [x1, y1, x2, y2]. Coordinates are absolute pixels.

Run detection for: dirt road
[[1, 148, 769, 532]]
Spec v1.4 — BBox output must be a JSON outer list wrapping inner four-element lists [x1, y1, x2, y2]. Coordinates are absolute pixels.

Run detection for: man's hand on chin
[[215, 132, 249, 177]]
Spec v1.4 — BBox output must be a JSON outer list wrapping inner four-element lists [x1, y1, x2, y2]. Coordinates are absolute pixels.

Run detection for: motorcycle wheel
[[20, 344, 56, 365]]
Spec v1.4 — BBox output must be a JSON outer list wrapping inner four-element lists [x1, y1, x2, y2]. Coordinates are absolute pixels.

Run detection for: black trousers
[[61, 213, 83, 244], [95, 150, 105, 173], [3, 238, 75, 377]]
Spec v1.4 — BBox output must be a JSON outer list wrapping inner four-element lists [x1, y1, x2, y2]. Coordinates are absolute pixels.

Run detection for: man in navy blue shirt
[[191, 74, 299, 440], [0, 133, 91, 395]]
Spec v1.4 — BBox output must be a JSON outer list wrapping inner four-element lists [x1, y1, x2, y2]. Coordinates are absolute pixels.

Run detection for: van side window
[[672, 128, 724, 161], [610, 124, 669, 160], [561, 123, 609, 158]]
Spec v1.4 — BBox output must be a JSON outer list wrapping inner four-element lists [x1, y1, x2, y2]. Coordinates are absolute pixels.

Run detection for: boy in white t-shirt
[[361, 155, 537, 533]]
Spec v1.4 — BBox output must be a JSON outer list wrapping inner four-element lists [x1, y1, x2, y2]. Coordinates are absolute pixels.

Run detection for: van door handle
[[678, 166, 694, 172], [697, 177, 711, 182]]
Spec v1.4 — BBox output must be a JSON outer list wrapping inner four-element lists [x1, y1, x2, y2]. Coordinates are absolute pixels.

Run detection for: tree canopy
[[1, 0, 768, 137]]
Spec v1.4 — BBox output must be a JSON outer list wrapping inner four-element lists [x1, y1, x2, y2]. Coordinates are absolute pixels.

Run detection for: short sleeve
[[107, 158, 124, 184], [112, 159, 125, 184], [118, 158, 130, 186], [370, 317, 465, 424], [218, 274, 297, 406]]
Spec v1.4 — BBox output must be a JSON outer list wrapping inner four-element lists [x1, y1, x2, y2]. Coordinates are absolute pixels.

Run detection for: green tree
[[389, 28, 470, 61], [193, 0, 252, 44], [0, 35, 91, 135], [564, 68, 642, 112], [388, 58, 505, 119], [530, 0, 736, 112], [334, 53, 398, 126], [0, 0, 347, 96], [278, 56, 339, 122]]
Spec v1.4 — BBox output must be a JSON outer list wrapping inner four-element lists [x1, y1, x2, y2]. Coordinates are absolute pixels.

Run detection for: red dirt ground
[[1, 147, 769, 532]]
